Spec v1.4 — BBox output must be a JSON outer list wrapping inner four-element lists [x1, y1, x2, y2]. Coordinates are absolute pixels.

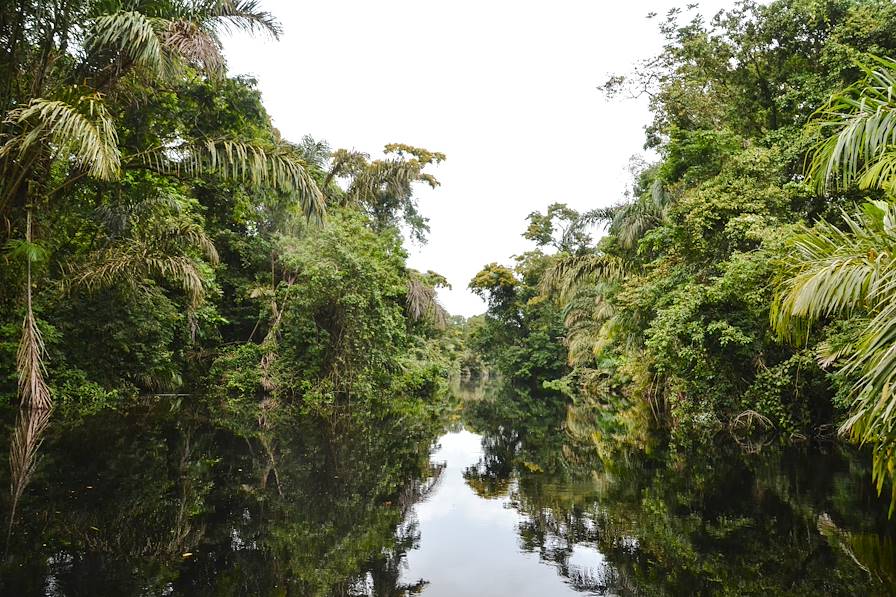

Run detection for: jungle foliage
[[0, 0, 456, 418], [470, 0, 896, 505]]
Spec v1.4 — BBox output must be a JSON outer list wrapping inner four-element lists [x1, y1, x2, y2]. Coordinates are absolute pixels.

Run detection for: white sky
[[224, 1, 737, 316]]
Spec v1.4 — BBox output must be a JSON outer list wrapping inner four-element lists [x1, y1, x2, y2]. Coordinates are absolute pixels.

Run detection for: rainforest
[[3, 0, 896, 595]]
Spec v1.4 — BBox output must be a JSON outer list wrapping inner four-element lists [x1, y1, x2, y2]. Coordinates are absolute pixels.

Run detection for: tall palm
[[1, 1, 324, 408], [324, 144, 445, 242], [774, 55, 896, 508], [539, 253, 626, 367]]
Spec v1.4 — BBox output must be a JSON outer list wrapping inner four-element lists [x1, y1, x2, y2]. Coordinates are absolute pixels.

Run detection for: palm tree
[[324, 144, 445, 243], [774, 55, 896, 508], [606, 179, 670, 251], [807, 56, 896, 194], [406, 272, 449, 329], [1, 1, 325, 408]]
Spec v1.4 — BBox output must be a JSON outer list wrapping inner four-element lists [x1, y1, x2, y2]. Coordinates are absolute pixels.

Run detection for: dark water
[[1, 389, 895, 596]]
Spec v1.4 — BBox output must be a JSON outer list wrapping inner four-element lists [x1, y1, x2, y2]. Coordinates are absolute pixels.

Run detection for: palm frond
[[72, 246, 207, 307], [89, 11, 170, 75], [7, 406, 52, 538], [772, 198, 896, 508], [16, 307, 52, 410], [138, 139, 325, 221], [159, 19, 225, 72], [200, 0, 282, 38], [559, 284, 619, 366], [90, 9, 248, 77], [406, 278, 448, 329], [611, 196, 665, 249], [772, 201, 896, 343], [807, 56, 896, 193], [540, 254, 623, 303], [3, 95, 120, 181], [68, 219, 218, 308], [345, 159, 419, 206]]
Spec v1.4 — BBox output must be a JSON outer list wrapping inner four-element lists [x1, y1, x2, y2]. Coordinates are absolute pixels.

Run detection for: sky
[[223, 0, 736, 317]]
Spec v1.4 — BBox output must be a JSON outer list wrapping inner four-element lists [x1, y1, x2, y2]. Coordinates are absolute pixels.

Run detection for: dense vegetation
[[0, 0, 456, 419], [470, 0, 896, 506], [462, 385, 895, 595], [3, 1, 896, 593]]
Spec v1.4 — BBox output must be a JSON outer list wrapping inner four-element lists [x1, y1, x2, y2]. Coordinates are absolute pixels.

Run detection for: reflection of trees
[[817, 513, 896, 587], [0, 402, 445, 596], [359, 465, 443, 597], [5, 406, 51, 557], [464, 425, 518, 498], [463, 392, 896, 596]]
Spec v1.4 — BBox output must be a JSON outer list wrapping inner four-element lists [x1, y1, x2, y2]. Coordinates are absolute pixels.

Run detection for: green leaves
[[808, 56, 896, 194], [88, 3, 282, 79], [2, 94, 121, 181], [773, 197, 896, 508], [328, 144, 445, 243], [139, 139, 325, 222], [67, 216, 219, 309], [5, 239, 48, 265], [90, 11, 169, 75]]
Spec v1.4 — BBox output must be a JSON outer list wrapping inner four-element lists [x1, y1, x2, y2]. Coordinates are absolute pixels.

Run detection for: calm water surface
[[1, 389, 895, 596], [400, 429, 600, 596]]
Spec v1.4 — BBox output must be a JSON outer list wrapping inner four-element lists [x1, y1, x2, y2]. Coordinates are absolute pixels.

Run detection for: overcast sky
[[223, 1, 736, 316]]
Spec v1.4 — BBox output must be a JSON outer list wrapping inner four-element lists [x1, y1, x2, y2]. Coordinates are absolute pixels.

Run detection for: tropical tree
[[324, 143, 445, 243], [0, 0, 324, 408], [806, 56, 896, 195], [773, 56, 896, 508]]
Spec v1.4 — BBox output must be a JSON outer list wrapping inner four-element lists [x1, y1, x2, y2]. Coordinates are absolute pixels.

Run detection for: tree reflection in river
[[0, 401, 445, 596], [462, 383, 896, 595], [1, 384, 895, 596], [5, 405, 52, 559]]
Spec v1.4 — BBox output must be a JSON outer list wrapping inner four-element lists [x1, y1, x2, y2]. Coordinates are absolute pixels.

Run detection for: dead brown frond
[[16, 212, 51, 411], [6, 406, 52, 551], [16, 309, 52, 410], [159, 19, 225, 73], [406, 278, 448, 329]]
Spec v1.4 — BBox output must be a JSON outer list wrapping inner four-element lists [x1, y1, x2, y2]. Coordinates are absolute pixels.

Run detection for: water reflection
[[0, 402, 444, 596], [0, 384, 894, 596], [461, 386, 896, 595], [5, 406, 51, 558]]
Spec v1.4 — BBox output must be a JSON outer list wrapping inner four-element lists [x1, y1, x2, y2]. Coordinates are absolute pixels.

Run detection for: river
[[1, 386, 895, 595]]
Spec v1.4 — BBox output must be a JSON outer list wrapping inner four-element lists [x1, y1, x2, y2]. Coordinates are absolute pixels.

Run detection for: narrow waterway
[[400, 429, 602, 596], [1, 390, 895, 595]]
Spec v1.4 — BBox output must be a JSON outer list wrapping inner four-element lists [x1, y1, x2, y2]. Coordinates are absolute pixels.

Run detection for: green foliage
[[523, 202, 600, 254], [0, 1, 455, 424], [526, 0, 896, 477], [469, 246, 570, 390], [271, 210, 412, 408]]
